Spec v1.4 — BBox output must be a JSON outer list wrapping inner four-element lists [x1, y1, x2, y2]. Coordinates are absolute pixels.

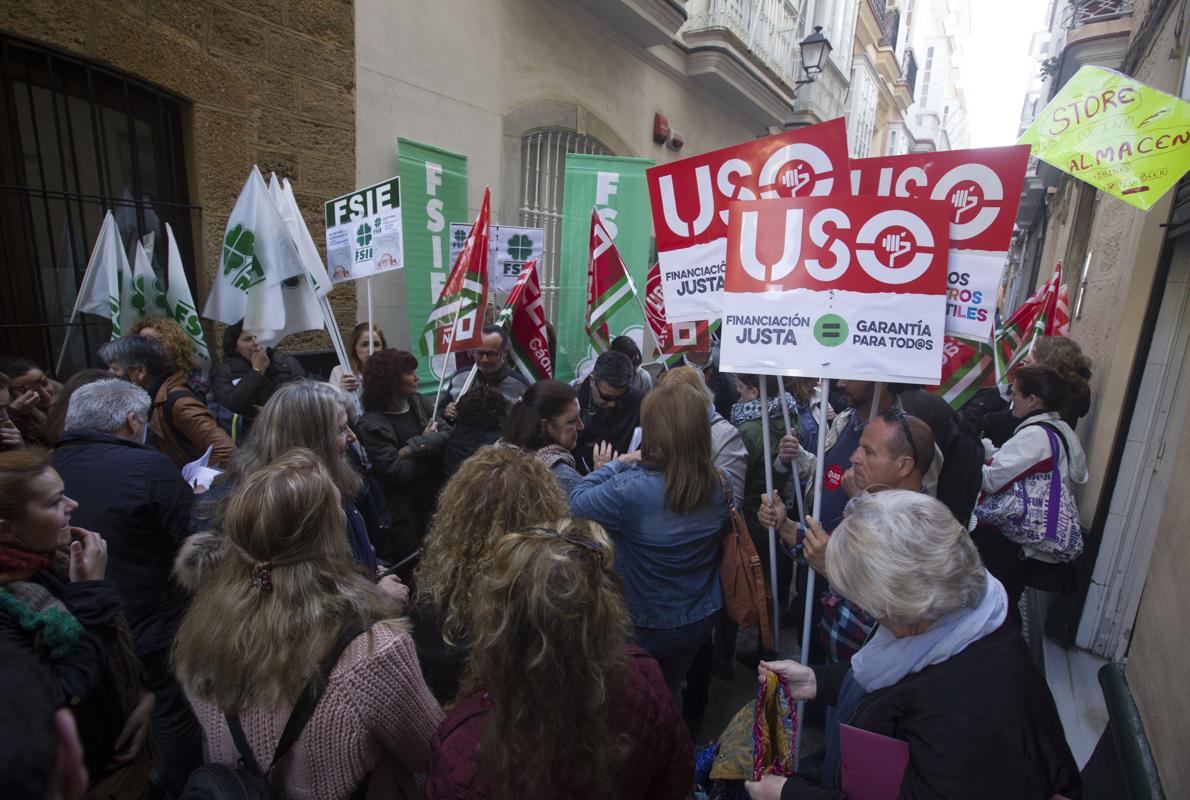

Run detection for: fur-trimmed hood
[[173, 532, 228, 592]]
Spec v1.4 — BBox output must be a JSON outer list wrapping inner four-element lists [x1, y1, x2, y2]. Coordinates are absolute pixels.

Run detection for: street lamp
[[798, 25, 833, 83], [784, 25, 834, 128]]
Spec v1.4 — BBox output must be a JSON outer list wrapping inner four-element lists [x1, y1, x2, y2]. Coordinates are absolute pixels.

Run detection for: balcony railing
[[899, 46, 918, 99], [1061, 0, 1135, 29], [867, 0, 887, 27], [878, 7, 900, 51], [683, 0, 807, 88]]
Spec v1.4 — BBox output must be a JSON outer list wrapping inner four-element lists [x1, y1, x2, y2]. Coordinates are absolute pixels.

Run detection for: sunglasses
[[880, 408, 919, 466]]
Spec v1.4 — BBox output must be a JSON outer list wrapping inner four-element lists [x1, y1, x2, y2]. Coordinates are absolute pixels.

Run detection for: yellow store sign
[[1019, 66, 1190, 211]]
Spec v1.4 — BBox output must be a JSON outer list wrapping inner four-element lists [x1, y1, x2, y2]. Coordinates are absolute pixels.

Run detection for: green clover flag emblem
[[222, 224, 255, 276], [506, 233, 533, 261]]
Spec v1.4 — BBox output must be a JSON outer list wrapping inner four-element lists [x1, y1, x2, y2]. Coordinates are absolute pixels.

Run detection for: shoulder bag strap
[[225, 712, 265, 777], [266, 622, 367, 772], [1028, 421, 1070, 464], [223, 622, 367, 781], [159, 389, 203, 459]]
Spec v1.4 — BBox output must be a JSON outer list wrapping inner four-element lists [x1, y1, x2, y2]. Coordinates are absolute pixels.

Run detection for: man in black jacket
[[574, 351, 642, 472], [51, 378, 200, 796]]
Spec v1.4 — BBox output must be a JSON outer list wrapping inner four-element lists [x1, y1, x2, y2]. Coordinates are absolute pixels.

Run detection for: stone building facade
[[1007, 0, 1190, 793], [354, 0, 858, 348], [0, 0, 358, 371]]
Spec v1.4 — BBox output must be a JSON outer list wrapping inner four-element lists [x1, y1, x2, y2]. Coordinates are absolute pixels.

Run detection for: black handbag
[[179, 623, 368, 799]]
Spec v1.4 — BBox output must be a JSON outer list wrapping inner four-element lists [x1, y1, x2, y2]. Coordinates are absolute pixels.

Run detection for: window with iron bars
[[518, 128, 611, 324], [0, 34, 199, 377]]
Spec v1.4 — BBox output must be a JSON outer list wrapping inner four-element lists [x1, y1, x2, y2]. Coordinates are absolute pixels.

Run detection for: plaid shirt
[[819, 590, 876, 663]]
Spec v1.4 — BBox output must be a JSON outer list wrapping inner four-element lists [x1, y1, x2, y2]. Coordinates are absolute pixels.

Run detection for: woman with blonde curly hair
[[412, 445, 568, 702], [421, 519, 693, 800], [173, 448, 441, 799], [130, 315, 206, 392]]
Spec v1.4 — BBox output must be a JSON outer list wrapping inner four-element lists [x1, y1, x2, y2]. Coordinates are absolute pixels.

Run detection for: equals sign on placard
[[820, 322, 843, 340]]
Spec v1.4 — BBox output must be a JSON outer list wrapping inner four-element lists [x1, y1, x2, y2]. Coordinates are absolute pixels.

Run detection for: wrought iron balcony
[[683, 0, 808, 88], [1061, 0, 1135, 29], [900, 46, 918, 99]]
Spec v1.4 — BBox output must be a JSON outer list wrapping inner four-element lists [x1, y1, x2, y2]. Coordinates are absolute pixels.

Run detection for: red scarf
[[0, 543, 53, 574]]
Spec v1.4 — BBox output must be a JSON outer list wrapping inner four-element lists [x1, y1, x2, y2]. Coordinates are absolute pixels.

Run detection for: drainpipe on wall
[[1099, 663, 1166, 799]]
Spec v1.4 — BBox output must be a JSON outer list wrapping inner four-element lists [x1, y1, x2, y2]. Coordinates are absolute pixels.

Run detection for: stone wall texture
[[0, 0, 358, 356]]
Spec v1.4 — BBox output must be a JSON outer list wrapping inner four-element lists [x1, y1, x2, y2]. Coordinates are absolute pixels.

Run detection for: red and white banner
[[495, 259, 552, 380], [647, 118, 850, 323], [644, 262, 712, 355], [719, 196, 950, 383], [850, 145, 1030, 341]]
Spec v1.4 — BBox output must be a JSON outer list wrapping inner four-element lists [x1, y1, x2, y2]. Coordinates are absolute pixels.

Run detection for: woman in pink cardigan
[[173, 448, 442, 799]]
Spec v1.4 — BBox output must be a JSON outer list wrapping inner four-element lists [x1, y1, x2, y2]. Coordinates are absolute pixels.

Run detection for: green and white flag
[[203, 166, 320, 346], [398, 139, 468, 385], [556, 154, 654, 381], [74, 211, 127, 338], [163, 223, 210, 363], [121, 240, 164, 332]]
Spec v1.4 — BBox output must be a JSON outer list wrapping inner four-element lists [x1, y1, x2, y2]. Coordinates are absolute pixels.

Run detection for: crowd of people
[[0, 316, 1095, 799]]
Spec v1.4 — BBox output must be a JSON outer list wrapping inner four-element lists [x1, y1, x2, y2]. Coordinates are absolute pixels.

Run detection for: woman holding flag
[[329, 322, 387, 394], [356, 349, 450, 562]]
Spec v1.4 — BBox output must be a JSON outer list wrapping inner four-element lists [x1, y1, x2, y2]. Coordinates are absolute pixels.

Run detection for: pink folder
[[839, 724, 910, 800]]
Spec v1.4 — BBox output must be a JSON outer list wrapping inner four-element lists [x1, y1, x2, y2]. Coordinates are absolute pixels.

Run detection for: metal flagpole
[[777, 390, 807, 526], [759, 379, 781, 652], [431, 300, 466, 420], [868, 380, 883, 423], [794, 377, 831, 769], [366, 278, 375, 356]]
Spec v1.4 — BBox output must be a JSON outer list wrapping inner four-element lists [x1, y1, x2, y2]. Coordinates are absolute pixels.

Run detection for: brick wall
[[1, 0, 358, 354]]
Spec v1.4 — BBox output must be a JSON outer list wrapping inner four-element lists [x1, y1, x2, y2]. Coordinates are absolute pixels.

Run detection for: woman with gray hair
[[189, 380, 386, 577], [745, 491, 1080, 800]]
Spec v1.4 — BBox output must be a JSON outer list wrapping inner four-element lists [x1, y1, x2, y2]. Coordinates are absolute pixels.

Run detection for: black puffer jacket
[[357, 394, 451, 561], [209, 349, 306, 418], [784, 623, 1081, 800]]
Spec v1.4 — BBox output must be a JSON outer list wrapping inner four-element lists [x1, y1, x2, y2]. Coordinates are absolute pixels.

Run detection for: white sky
[[960, 0, 1050, 147]]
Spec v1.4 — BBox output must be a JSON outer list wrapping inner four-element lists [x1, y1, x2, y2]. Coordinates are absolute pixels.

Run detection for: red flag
[[645, 262, 712, 357], [420, 188, 491, 356], [586, 209, 636, 353], [995, 263, 1070, 378], [932, 336, 996, 409], [496, 259, 552, 380]]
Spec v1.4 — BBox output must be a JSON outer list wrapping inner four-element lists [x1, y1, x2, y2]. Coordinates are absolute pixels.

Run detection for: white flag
[[279, 177, 331, 299], [201, 165, 304, 328], [141, 231, 156, 264], [121, 241, 165, 332], [164, 223, 210, 363], [75, 211, 127, 338], [202, 166, 305, 332]]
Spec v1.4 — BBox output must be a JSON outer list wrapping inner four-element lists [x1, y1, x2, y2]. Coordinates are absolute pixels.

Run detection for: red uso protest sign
[[719, 195, 950, 384], [646, 118, 850, 324], [850, 145, 1029, 341]]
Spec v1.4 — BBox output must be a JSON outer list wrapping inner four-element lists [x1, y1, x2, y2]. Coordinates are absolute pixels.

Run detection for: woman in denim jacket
[[570, 382, 728, 701]]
